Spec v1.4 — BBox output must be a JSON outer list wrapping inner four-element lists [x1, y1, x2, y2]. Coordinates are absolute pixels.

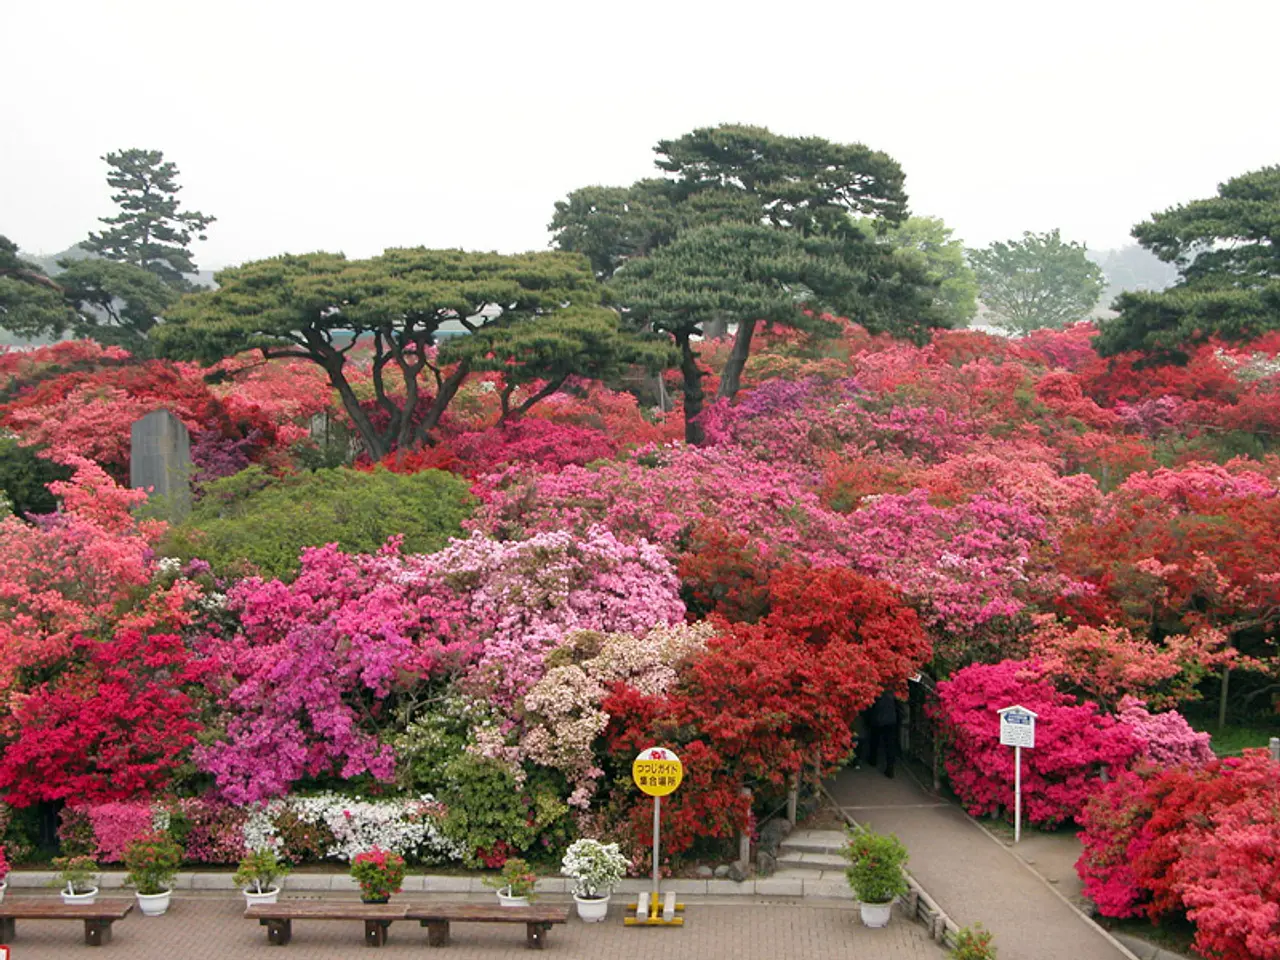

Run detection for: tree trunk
[[678, 333, 705, 445], [717, 318, 758, 401], [329, 367, 388, 460], [500, 376, 568, 424], [413, 360, 470, 446]]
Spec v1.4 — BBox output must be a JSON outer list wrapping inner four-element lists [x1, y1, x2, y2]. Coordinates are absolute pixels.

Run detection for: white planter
[[497, 887, 530, 908], [62, 886, 99, 906], [859, 900, 893, 928], [136, 888, 173, 917], [0, 880, 6, 903], [243, 886, 281, 906], [573, 892, 610, 922]]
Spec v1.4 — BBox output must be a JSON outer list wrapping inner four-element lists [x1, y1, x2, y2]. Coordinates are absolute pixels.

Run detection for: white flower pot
[[859, 900, 893, 928], [497, 887, 530, 907], [62, 886, 99, 906], [0, 880, 7, 903], [573, 892, 610, 922], [243, 886, 281, 906], [137, 888, 173, 917]]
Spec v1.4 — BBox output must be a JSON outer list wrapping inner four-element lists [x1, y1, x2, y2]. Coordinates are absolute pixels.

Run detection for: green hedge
[[167, 465, 474, 579]]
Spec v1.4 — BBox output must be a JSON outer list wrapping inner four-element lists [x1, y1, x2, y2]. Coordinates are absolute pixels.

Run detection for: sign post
[[997, 705, 1037, 844], [626, 746, 685, 927]]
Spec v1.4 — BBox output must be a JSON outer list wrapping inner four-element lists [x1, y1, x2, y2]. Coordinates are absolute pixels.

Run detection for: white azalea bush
[[561, 838, 629, 898], [241, 793, 465, 863]]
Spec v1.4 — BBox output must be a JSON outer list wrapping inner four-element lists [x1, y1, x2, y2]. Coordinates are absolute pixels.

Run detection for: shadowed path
[[828, 766, 1135, 960]]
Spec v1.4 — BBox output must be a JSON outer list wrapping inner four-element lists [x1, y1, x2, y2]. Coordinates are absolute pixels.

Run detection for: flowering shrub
[[1114, 697, 1215, 768], [934, 660, 1141, 826], [350, 847, 407, 901], [483, 856, 537, 899], [0, 844, 9, 883], [561, 839, 628, 898]]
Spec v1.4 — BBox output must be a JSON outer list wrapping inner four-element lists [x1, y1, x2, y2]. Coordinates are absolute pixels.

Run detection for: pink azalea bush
[[933, 660, 1141, 826], [1114, 697, 1215, 768]]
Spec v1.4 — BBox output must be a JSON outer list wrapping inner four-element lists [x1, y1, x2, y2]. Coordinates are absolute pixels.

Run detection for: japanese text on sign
[[633, 747, 683, 797], [999, 707, 1036, 748]]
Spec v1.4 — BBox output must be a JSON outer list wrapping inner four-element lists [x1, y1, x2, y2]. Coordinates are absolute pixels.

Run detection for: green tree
[[0, 236, 176, 351], [0, 236, 75, 338], [443, 307, 676, 422], [860, 216, 978, 327], [555, 125, 944, 436], [970, 229, 1105, 334], [157, 248, 630, 458], [1095, 165, 1280, 358], [611, 223, 889, 444], [83, 148, 215, 290], [164, 465, 473, 579], [55, 258, 176, 352]]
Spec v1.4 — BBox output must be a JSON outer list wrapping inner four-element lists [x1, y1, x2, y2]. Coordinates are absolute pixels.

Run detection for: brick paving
[[829, 765, 1134, 960], [0, 892, 947, 959]]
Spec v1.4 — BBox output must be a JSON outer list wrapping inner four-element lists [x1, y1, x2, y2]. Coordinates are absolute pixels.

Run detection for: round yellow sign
[[632, 746, 683, 797]]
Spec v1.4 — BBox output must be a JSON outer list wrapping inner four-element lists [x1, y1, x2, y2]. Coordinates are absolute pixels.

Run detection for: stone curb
[[1111, 932, 1194, 960], [7, 869, 856, 901]]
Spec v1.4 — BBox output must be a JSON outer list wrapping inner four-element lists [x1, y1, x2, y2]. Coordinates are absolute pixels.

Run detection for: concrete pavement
[[828, 765, 1136, 960], [0, 891, 948, 959]]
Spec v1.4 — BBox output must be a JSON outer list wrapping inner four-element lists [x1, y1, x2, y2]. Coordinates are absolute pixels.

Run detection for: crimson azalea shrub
[[933, 660, 1141, 826], [1077, 751, 1280, 960], [0, 630, 209, 806]]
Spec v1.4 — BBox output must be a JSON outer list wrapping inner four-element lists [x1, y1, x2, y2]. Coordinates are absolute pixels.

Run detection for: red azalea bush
[[350, 846, 407, 901], [0, 630, 209, 806], [934, 660, 1142, 826], [1077, 751, 1280, 960]]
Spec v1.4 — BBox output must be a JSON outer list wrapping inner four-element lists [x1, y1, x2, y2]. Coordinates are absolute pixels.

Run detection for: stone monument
[[130, 409, 192, 521]]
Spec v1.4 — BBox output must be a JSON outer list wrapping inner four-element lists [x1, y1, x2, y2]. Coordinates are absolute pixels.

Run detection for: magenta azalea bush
[[934, 660, 1142, 826]]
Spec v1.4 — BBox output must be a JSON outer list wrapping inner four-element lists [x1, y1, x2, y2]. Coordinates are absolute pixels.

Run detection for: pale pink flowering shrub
[[84, 802, 155, 862], [518, 623, 712, 807]]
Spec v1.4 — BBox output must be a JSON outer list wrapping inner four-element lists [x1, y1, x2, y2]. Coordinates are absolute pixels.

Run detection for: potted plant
[[350, 847, 406, 904], [124, 832, 183, 916], [561, 839, 627, 922], [0, 845, 9, 903], [841, 828, 909, 928], [53, 855, 100, 905], [234, 848, 290, 906], [483, 857, 537, 907], [951, 923, 997, 959]]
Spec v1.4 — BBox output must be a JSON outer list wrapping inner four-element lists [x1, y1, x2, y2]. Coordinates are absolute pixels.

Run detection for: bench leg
[[84, 919, 113, 946], [0, 917, 14, 943], [423, 920, 449, 947], [365, 919, 391, 947], [264, 917, 292, 946], [526, 922, 550, 950]]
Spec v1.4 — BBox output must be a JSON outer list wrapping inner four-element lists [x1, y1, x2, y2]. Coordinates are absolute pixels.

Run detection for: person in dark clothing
[[864, 688, 900, 778]]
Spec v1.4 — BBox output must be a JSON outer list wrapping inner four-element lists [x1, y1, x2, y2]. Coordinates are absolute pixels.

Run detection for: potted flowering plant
[[0, 845, 9, 903], [53, 855, 100, 905], [841, 828, 909, 928], [483, 857, 537, 907], [561, 839, 627, 922], [124, 832, 183, 916], [350, 847, 406, 904], [233, 848, 291, 906]]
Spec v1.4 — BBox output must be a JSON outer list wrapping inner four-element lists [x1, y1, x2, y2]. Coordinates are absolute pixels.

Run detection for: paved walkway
[[0, 891, 947, 959], [828, 765, 1133, 960]]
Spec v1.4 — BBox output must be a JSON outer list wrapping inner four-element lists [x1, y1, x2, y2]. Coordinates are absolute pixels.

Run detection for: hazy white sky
[[5, 0, 1279, 270]]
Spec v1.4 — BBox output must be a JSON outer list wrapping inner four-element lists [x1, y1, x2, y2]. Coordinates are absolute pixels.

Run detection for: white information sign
[[999, 706, 1037, 748], [997, 705, 1038, 844]]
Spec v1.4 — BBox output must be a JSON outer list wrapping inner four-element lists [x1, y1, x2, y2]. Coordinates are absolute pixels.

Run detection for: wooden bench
[[244, 902, 408, 947], [0, 899, 133, 946], [405, 903, 570, 950]]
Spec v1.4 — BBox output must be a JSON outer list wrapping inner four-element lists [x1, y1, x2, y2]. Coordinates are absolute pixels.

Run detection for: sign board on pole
[[626, 747, 685, 928], [632, 747, 683, 797], [998, 705, 1037, 748]]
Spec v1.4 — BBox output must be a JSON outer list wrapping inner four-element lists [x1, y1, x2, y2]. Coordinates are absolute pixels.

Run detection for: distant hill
[[19, 243, 217, 289]]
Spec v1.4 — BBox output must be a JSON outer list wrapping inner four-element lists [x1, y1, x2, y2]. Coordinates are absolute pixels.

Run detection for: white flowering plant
[[560, 839, 628, 899]]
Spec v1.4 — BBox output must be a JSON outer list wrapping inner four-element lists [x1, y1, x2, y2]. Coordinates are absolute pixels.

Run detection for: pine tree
[[84, 149, 215, 290]]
